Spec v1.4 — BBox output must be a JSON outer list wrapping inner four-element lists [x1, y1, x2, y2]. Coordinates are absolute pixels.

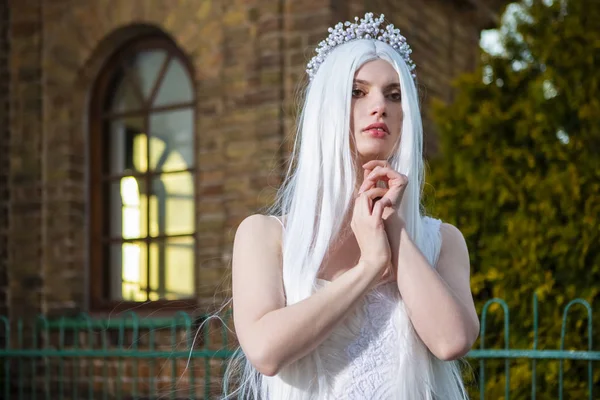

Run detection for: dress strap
[[269, 215, 285, 230], [422, 215, 443, 268], [422, 215, 442, 233]]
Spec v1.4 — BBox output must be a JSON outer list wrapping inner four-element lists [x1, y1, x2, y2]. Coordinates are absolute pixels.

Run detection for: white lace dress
[[263, 216, 467, 400], [315, 279, 403, 399]]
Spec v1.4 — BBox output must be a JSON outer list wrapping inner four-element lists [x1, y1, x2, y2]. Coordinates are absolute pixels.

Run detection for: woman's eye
[[352, 88, 364, 97], [389, 92, 402, 102]]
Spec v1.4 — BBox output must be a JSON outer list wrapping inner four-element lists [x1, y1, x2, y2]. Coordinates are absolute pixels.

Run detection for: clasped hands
[[357, 159, 408, 284], [358, 159, 408, 216]]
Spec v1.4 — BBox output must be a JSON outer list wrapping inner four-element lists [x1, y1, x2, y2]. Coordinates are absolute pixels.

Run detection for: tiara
[[306, 13, 416, 81]]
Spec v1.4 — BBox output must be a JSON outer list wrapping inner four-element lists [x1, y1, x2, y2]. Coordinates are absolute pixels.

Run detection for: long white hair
[[222, 39, 468, 399]]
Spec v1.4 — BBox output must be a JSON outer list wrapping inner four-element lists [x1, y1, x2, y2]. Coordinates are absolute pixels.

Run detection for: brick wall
[[8, 0, 44, 322], [0, 0, 502, 397], [0, 0, 8, 318], [37, 0, 296, 315], [4, 0, 500, 319]]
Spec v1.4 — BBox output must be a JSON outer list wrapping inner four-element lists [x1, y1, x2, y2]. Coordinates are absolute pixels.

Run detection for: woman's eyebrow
[[353, 79, 401, 90]]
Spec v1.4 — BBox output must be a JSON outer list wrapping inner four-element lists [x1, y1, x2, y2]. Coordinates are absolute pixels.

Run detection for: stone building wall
[[2, 0, 502, 320], [8, 0, 44, 321], [0, 0, 506, 397], [0, 0, 8, 318]]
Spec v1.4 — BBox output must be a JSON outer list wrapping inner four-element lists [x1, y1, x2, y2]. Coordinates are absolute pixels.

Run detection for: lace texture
[[343, 283, 400, 399], [263, 216, 467, 400], [314, 216, 445, 399]]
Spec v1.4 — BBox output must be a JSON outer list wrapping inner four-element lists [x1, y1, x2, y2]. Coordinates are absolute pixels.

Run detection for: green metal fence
[[0, 311, 236, 399], [469, 294, 598, 400], [0, 295, 597, 399]]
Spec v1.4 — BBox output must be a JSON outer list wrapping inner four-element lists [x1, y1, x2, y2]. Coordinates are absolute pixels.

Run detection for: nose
[[369, 93, 386, 117]]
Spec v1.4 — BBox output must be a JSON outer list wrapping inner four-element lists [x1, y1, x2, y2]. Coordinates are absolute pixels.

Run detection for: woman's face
[[350, 59, 403, 164]]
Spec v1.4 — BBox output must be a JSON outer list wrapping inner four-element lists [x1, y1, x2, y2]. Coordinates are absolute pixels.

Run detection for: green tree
[[426, 1, 600, 398]]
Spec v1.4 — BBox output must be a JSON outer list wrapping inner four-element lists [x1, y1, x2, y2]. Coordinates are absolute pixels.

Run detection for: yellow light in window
[[121, 176, 141, 239], [122, 242, 140, 282], [132, 134, 148, 172], [121, 176, 143, 300]]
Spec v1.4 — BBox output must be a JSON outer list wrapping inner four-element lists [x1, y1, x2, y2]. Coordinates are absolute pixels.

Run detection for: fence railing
[[0, 295, 597, 399], [0, 311, 236, 399], [468, 294, 598, 400]]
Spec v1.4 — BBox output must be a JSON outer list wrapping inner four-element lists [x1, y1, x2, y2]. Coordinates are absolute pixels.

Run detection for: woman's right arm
[[232, 191, 390, 376]]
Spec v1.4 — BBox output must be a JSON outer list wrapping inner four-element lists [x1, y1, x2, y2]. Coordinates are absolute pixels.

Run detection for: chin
[[357, 148, 389, 161]]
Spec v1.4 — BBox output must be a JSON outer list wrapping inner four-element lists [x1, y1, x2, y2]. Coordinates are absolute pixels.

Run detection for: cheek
[[393, 108, 403, 134], [351, 99, 368, 124], [350, 101, 358, 134]]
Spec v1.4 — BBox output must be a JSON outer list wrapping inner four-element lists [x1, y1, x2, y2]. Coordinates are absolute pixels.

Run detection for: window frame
[[89, 35, 198, 312]]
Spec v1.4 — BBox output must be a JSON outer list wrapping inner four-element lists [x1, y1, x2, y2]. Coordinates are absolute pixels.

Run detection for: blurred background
[[0, 0, 597, 398]]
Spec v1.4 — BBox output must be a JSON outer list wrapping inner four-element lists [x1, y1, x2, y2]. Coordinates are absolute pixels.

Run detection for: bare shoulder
[[236, 213, 279, 232], [437, 222, 470, 274], [440, 222, 467, 248], [235, 214, 283, 250], [232, 213, 284, 291], [232, 214, 286, 328]]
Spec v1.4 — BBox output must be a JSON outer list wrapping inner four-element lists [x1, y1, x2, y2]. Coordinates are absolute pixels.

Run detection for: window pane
[[110, 241, 148, 302], [109, 178, 148, 240], [109, 117, 147, 175], [149, 172, 194, 237], [147, 136, 167, 172], [126, 50, 167, 102], [98, 43, 198, 305], [111, 78, 143, 113], [153, 58, 193, 106], [149, 109, 193, 172], [149, 237, 195, 300]]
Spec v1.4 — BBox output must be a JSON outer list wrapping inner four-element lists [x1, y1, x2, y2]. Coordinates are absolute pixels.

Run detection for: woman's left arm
[[385, 213, 480, 361], [360, 160, 479, 360]]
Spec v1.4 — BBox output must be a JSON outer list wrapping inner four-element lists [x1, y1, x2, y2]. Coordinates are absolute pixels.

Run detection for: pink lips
[[363, 122, 389, 138]]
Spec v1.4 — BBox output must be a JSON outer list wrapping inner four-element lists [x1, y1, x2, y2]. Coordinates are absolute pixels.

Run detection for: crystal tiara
[[306, 13, 416, 82]]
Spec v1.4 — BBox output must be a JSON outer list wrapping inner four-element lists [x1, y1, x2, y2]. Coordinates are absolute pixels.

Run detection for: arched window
[[90, 36, 196, 310]]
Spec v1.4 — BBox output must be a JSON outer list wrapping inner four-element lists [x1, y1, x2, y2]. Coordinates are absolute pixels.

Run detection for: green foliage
[[425, 1, 600, 398]]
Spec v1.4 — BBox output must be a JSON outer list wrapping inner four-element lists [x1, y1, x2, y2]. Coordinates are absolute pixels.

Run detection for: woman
[[225, 13, 479, 399]]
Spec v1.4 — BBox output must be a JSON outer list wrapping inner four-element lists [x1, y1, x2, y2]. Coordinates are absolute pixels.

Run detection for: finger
[[372, 197, 387, 219], [360, 166, 389, 193], [365, 166, 402, 184], [376, 198, 394, 216], [363, 167, 373, 186], [355, 191, 371, 216], [362, 187, 388, 200], [369, 171, 407, 203], [362, 160, 389, 170], [353, 191, 364, 213], [382, 174, 408, 201], [359, 168, 376, 194], [362, 170, 391, 192], [361, 160, 389, 191], [363, 188, 387, 214]]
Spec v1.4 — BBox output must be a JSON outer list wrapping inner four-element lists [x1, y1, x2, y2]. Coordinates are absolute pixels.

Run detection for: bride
[[224, 13, 479, 399]]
